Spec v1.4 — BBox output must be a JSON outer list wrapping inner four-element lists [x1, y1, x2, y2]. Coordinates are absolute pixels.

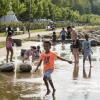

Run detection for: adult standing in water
[[67, 26, 80, 79], [66, 27, 71, 39]]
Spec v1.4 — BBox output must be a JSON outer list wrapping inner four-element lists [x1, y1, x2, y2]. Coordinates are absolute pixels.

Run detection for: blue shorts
[[44, 69, 53, 79], [61, 35, 65, 41], [83, 52, 91, 58]]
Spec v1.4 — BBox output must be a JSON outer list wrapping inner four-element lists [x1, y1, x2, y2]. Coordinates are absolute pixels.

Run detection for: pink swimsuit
[[6, 37, 13, 49]]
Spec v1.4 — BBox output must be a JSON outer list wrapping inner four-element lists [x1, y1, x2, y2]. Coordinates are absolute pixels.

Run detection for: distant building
[[0, 11, 18, 23]]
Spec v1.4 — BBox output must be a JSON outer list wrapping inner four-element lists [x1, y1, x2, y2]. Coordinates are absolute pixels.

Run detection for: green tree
[[12, 0, 26, 18], [0, 0, 9, 17]]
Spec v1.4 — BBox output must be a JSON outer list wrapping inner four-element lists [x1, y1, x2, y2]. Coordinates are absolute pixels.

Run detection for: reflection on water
[[0, 71, 42, 100], [0, 42, 100, 100]]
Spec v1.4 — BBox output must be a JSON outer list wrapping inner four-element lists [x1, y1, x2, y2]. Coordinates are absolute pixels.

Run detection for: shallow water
[[0, 42, 100, 100]]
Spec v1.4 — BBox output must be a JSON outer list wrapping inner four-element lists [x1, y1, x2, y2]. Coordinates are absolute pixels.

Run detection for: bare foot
[[10, 60, 14, 62], [90, 66, 93, 68], [88, 68, 91, 78], [45, 90, 50, 96], [73, 77, 78, 80], [83, 71, 87, 78], [88, 74, 91, 78]]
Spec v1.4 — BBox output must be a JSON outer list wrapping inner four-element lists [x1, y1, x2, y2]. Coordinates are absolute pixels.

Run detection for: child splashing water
[[35, 41, 72, 96], [6, 31, 13, 63]]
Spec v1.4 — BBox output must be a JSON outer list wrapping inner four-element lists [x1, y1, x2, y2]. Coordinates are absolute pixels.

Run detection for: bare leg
[[83, 56, 87, 78], [43, 76, 50, 95], [88, 67, 91, 78], [73, 66, 78, 80], [28, 32, 30, 38], [6, 49, 9, 63], [88, 55, 92, 67], [73, 49, 78, 79], [52, 94, 56, 100], [10, 48, 13, 62], [49, 78, 56, 95], [88, 55, 92, 78], [76, 49, 79, 77], [22, 56, 28, 63]]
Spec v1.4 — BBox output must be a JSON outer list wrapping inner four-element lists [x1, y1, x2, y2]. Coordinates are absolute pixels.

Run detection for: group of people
[[35, 26, 93, 96], [51, 26, 93, 78], [6, 28, 41, 63], [51, 27, 71, 45], [22, 45, 41, 63], [5, 26, 93, 96]]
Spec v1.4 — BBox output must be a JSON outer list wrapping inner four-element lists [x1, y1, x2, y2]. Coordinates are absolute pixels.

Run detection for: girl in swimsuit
[[6, 31, 13, 63]]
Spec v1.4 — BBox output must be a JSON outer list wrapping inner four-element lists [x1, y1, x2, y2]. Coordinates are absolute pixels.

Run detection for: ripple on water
[[0, 43, 100, 100]]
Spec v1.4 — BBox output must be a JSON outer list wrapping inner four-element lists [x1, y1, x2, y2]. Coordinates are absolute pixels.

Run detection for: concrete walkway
[[0, 29, 61, 42], [0, 29, 61, 59]]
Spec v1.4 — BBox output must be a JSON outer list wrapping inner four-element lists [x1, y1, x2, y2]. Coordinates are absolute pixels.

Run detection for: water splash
[[14, 43, 18, 82]]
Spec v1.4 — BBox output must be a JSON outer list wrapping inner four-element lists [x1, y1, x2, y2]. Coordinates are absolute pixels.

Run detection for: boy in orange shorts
[[35, 41, 72, 96]]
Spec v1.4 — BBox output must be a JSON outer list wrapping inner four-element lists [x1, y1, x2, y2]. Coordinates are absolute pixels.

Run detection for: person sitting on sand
[[35, 41, 72, 96], [82, 34, 93, 78], [22, 46, 36, 63]]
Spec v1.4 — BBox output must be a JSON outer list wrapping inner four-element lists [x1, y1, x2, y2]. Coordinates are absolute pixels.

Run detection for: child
[[60, 28, 67, 44], [6, 31, 13, 63], [23, 46, 36, 63], [35, 41, 72, 96], [35, 46, 41, 58], [82, 34, 93, 78], [52, 32, 57, 45]]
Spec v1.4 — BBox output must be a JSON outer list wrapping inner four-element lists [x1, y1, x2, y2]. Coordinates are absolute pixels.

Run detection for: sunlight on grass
[[0, 32, 6, 37], [0, 42, 5, 48], [31, 29, 45, 32]]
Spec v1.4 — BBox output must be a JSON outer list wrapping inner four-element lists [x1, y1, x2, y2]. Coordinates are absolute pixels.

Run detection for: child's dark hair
[[85, 34, 89, 38], [31, 46, 36, 49], [37, 45, 40, 49], [7, 31, 13, 36], [53, 31, 56, 35], [62, 27, 64, 30], [67, 26, 72, 30], [43, 41, 51, 46]]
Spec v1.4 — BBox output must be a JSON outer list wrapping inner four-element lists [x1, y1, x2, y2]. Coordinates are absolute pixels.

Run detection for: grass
[[31, 28, 61, 32], [0, 32, 6, 37], [31, 29, 46, 33], [78, 25, 100, 32], [0, 42, 5, 48], [0, 29, 46, 37]]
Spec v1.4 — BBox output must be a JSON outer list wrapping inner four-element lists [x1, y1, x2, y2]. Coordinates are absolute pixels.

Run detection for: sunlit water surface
[[0, 42, 100, 100]]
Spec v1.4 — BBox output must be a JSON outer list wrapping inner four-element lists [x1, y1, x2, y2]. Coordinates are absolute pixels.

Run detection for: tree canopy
[[0, 0, 100, 23]]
